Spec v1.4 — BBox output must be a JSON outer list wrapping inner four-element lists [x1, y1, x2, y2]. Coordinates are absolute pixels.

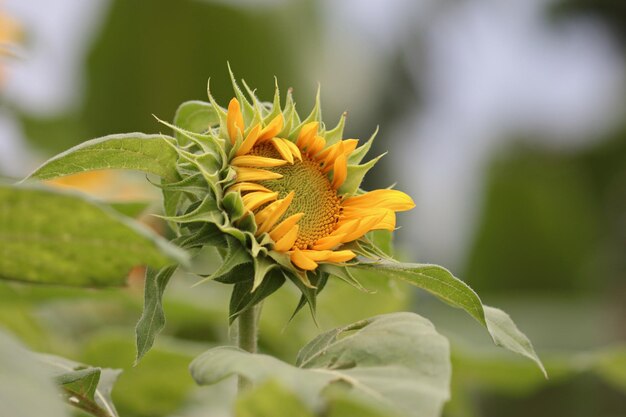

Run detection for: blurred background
[[1, 0, 625, 416]]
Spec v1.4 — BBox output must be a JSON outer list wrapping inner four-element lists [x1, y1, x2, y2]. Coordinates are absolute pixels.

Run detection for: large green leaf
[[235, 380, 316, 417], [0, 184, 187, 286], [26, 133, 180, 182], [38, 353, 121, 417], [191, 312, 451, 417], [0, 330, 69, 417], [350, 261, 545, 376]]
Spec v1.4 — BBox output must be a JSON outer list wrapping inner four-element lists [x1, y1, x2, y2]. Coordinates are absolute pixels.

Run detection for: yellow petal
[[316, 141, 339, 161], [319, 140, 358, 171], [270, 138, 294, 164], [330, 218, 360, 238], [256, 191, 295, 235], [281, 138, 302, 161], [274, 225, 299, 252], [242, 191, 278, 212], [308, 135, 326, 155], [236, 124, 261, 156], [312, 233, 346, 250], [255, 204, 276, 226], [342, 189, 415, 211], [331, 153, 347, 189], [296, 121, 319, 148], [297, 250, 332, 262], [340, 207, 396, 231], [342, 139, 359, 157], [341, 212, 387, 242], [231, 155, 288, 168], [320, 142, 344, 173], [257, 114, 284, 142], [269, 212, 304, 242], [228, 182, 271, 194], [325, 250, 356, 263], [290, 248, 318, 270], [371, 209, 396, 231], [227, 98, 244, 144], [235, 167, 283, 182]]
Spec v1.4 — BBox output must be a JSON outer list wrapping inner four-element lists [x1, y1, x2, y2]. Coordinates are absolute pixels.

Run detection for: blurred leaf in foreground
[[0, 184, 187, 286]]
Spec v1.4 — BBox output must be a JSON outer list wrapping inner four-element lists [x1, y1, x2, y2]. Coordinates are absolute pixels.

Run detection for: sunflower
[[224, 97, 414, 272], [149, 75, 416, 316]]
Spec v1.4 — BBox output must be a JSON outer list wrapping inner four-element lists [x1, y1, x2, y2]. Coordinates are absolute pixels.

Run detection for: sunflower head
[[161, 71, 414, 320]]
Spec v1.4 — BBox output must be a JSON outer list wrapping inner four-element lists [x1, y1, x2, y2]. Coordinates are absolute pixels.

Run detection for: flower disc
[[250, 143, 341, 249]]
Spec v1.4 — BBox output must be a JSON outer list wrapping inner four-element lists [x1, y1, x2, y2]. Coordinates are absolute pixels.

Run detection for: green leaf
[[191, 312, 451, 417], [350, 261, 546, 375], [38, 353, 121, 417], [484, 306, 547, 376], [135, 265, 178, 364], [0, 184, 188, 286], [0, 329, 69, 417], [173, 100, 220, 140], [134, 225, 242, 363], [26, 133, 180, 183], [235, 380, 316, 417]]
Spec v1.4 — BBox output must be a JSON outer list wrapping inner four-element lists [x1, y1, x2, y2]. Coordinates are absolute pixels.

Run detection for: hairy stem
[[237, 303, 260, 392]]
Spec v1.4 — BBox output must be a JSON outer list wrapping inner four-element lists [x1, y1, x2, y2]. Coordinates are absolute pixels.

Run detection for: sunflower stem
[[237, 303, 260, 393]]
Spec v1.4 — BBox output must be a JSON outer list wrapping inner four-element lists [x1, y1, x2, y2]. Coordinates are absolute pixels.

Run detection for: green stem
[[237, 304, 259, 392]]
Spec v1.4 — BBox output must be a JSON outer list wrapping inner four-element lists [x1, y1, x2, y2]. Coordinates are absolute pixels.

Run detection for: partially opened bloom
[[161, 73, 414, 318]]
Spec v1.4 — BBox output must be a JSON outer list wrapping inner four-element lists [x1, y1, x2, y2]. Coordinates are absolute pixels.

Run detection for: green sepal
[[342, 235, 394, 261], [287, 85, 322, 141], [217, 224, 248, 245], [178, 223, 227, 249], [173, 100, 220, 144], [222, 191, 246, 222], [195, 237, 251, 285], [156, 116, 225, 161], [324, 111, 347, 146], [241, 78, 267, 126], [348, 126, 378, 165], [366, 229, 394, 256], [228, 63, 256, 124], [229, 269, 286, 323], [206, 79, 229, 139], [287, 270, 329, 324], [237, 212, 258, 234], [155, 195, 223, 225], [195, 152, 224, 179], [264, 77, 283, 124], [319, 264, 370, 293], [149, 172, 207, 196], [214, 263, 253, 284], [338, 152, 386, 196], [280, 88, 300, 138], [252, 255, 280, 291]]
